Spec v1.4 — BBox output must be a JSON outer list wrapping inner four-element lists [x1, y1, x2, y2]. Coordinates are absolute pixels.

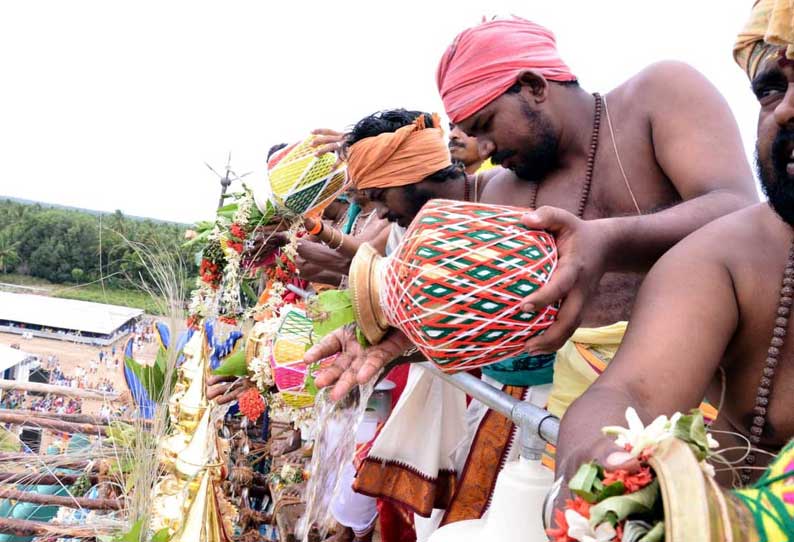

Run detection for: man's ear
[[516, 70, 549, 103]]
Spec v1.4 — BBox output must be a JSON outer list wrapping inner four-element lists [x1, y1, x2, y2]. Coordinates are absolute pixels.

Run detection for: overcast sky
[[0, 1, 760, 224]]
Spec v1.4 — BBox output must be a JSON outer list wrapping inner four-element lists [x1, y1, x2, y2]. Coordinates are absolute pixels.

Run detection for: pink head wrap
[[437, 17, 577, 123]]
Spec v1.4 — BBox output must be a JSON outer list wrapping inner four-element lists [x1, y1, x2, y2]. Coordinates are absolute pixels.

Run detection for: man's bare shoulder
[[664, 204, 772, 265]]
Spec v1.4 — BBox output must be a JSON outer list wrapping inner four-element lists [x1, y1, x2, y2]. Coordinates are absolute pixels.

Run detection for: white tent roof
[[0, 344, 35, 373], [0, 291, 143, 335]]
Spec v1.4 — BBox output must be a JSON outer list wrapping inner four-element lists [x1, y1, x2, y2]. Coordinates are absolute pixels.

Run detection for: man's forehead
[[756, 47, 791, 79]]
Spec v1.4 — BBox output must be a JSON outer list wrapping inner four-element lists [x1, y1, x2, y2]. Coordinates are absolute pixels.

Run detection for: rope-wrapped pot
[[256, 135, 348, 217], [350, 199, 558, 372]]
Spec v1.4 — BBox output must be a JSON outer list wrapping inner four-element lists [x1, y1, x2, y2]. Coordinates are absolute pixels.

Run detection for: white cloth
[[328, 415, 380, 532], [413, 377, 552, 542], [385, 224, 407, 256], [364, 364, 468, 481]]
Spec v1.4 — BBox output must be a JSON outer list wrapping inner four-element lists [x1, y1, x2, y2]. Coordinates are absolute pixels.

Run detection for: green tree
[[0, 231, 20, 273]]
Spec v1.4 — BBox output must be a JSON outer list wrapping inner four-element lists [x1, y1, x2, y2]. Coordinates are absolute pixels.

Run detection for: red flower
[[227, 241, 244, 254], [546, 508, 575, 542], [230, 223, 246, 240], [219, 315, 237, 326], [238, 388, 266, 422], [565, 496, 591, 518], [186, 315, 200, 330], [602, 467, 654, 493]]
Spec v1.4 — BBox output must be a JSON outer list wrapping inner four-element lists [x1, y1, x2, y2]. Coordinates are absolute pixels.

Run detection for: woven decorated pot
[[649, 437, 761, 542], [257, 135, 348, 217], [350, 200, 558, 372]]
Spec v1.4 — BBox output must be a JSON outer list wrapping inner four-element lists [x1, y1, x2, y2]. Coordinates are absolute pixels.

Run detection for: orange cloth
[[347, 115, 452, 190]]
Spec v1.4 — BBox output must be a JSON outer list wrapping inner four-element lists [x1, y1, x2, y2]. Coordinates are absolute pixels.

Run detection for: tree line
[[0, 199, 196, 291]]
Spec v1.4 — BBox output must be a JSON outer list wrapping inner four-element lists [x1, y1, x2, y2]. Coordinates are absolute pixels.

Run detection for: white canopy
[[0, 343, 35, 374], [0, 291, 143, 336]]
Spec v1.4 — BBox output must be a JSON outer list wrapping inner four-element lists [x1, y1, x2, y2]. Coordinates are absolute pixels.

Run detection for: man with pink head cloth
[[310, 15, 762, 539]]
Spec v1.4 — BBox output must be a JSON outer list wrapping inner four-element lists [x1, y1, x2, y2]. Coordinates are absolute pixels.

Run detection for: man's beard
[[493, 103, 559, 183], [756, 128, 794, 226]]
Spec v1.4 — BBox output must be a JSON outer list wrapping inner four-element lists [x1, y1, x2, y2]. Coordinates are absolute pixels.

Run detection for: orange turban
[[346, 115, 452, 190]]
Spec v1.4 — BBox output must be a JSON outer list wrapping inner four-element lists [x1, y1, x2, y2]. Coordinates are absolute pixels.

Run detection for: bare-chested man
[[312, 17, 759, 418], [555, 2, 794, 495]]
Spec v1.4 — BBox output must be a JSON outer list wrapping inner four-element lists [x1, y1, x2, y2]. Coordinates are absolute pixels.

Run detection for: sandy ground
[[0, 330, 158, 416]]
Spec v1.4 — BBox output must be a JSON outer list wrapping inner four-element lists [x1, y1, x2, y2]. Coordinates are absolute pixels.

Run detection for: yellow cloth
[[735, 0, 794, 79], [546, 321, 628, 418], [733, 438, 794, 541], [475, 158, 496, 173]]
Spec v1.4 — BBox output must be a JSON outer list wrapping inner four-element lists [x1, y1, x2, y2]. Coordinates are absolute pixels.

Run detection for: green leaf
[[569, 462, 600, 502], [596, 481, 626, 502], [589, 479, 660, 528], [151, 527, 171, 542], [356, 327, 370, 348], [125, 356, 165, 403], [212, 348, 248, 377], [114, 518, 143, 542], [639, 521, 664, 542], [673, 410, 710, 461], [241, 279, 258, 305], [303, 362, 320, 397], [308, 289, 357, 340]]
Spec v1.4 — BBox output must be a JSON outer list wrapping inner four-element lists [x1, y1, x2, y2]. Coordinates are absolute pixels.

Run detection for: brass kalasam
[[649, 438, 759, 542], [349, 243, 389, 344]]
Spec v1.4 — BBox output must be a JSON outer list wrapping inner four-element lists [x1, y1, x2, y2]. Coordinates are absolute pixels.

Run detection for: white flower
[[706, 433, 720, 449], [602, 407, 681, 458], [700, 460, 716, 478], [565, 510, 616, 542]]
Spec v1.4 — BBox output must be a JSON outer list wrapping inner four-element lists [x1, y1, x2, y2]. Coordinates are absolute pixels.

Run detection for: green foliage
[[125, 347, 176, 403], [308, 289, 356, 340], [0, 199, 196, 301], [212, 347, 248, 377], [672, 410, 712, 461], [589, 480, 660, 527]]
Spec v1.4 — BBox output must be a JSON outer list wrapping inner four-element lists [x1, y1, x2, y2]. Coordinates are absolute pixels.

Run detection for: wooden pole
[[0, 380, 119, 401], [0, 409, 144, 426], [0, 453, 92, 470], [0, 471, 98, 485], [0, 486, 121, 510], [0, 516, 108, 537], [0, 411, 109, 437]]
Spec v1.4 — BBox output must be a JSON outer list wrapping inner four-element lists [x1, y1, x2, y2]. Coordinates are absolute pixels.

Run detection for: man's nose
[[775, 83, 794, 127]]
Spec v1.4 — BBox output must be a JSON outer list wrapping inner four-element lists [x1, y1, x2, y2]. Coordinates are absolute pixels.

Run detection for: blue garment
[[481, 352, 556, 386]]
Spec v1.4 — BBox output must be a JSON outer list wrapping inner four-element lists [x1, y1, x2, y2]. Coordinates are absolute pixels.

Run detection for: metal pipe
[[418, 362, 559, 458]]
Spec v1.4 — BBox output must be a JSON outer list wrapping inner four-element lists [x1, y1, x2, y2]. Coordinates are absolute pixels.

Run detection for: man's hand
[[310, 128, 346, 161], [207, 374, 254, 405], [295, 239, 351, 284], [304, 326, 413, 401], [520, 207, 611, 354]]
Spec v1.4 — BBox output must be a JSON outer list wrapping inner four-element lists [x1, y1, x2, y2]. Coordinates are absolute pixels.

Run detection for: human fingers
[[520, 206, 577, 235], [524, 286, 585, 354], [311, 128, 344, 138], [330, 369, 360, 401], [604, 451, 643, 472], [303, 329, 345, 365], [521, 261, 580, 313], [207, 374, 236, 387]]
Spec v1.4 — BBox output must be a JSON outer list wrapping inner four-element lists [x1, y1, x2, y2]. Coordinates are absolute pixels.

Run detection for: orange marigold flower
[[602, 466, 654, 493], [545, 508, 575, 542], [565, 496, 591, 518], [238, 388, 266, 422]]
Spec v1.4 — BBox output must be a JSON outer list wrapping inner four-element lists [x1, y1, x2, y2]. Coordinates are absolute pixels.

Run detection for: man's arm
[[601, 61, 758, 271], [522, 62, 757, 352], [555, 228, 739, 481]]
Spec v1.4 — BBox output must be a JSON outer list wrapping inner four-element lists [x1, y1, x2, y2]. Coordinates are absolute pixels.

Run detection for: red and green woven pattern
[[380, 200, 558, 372], [266, 135, 348, 216]]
